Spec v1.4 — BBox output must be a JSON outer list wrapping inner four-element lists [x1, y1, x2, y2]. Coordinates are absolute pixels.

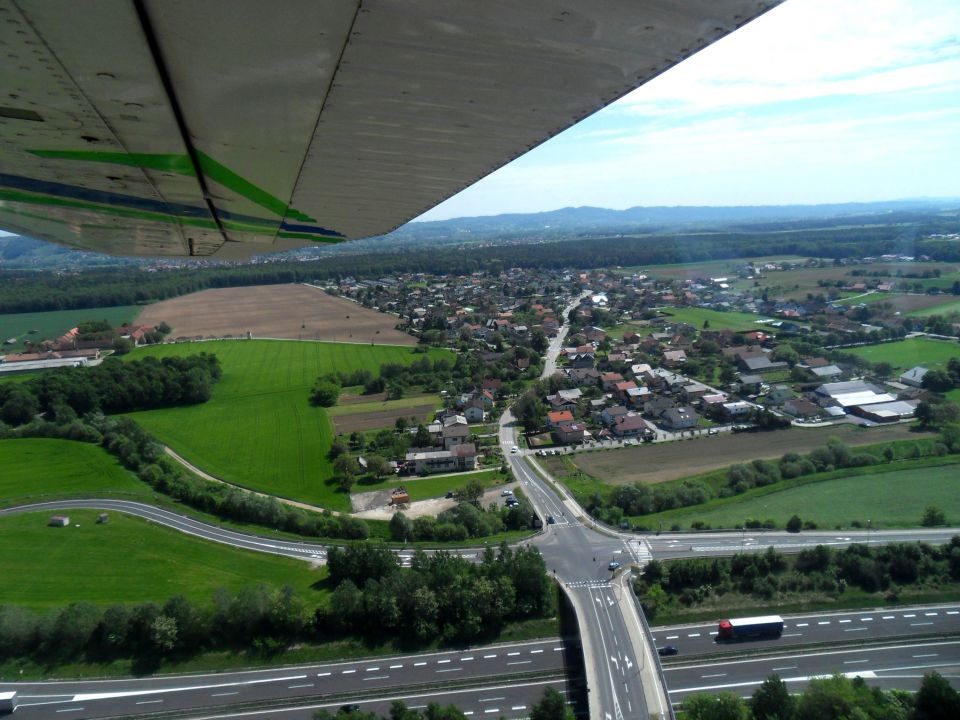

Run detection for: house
[[600, 372, 624, 390], [721, 401, 754, 419], [738, 374, 763, 394], [405, 443, 478, 474], [738, 354, 788, 373], [809, 364, 843, 379], [553, 421, 586, 445], [784, 398, 821, 419], [899, 366, 928, 388], [558, 388, 583, 402], [764, 386, 794, 406], [441, 415, 470, 449], [547, 410, 575, 428], [601, 405, 630, 427], [482, 378, 502, 397], [643, 396, 674, 418], [463, 399, 485, 423], [613, 380, 638, 402], [584, 326, 607, 343], [623, 331, 641, 344], [662, 349, 687, 366], [660, 406, 700, 430], [611, 414, 655, 439], [681, 383, 709, 402], [547, 394, 578, 413], [624, 385, 651, 407], [567, 367, 601, 384]]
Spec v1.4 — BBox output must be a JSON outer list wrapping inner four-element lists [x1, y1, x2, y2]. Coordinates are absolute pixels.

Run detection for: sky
[[416, 0, 960, 222]]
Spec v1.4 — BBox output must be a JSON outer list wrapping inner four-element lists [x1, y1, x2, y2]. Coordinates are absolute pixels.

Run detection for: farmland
[[328, 392, 443, 434], [844, 337, 959, 371], [907, 297, 960, 317], [0, 438, 149, 505], [542, 423, 930, 488], [654, 306, 774, 332], [0, 509, 325, 610], [638, 462, 960, 530], [136, 284, 415, 345], [0, 305, 140, 353], [127, 340, 453, 510]]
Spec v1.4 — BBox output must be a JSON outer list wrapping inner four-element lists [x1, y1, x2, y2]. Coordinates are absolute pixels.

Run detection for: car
[[506, 498, 519, 507], [501, 489, 513, 496], [510, 445, 519, 453], [340, 704, 361, 714], [707, 428, 719, 435], [547, 515, 556, 524], [657, 646, 679, 657], [445, 490, 454, 498], [608, 561, 621, 571]]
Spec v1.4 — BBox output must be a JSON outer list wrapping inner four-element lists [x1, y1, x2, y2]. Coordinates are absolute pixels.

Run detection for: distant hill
[[2, 198, 958, 268]]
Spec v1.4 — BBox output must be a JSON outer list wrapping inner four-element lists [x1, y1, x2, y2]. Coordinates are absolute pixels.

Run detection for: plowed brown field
[[136, 284, 415, 345]]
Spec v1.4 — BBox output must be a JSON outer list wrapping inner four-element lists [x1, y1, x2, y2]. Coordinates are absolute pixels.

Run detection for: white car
[[510, 445, 519, 453]]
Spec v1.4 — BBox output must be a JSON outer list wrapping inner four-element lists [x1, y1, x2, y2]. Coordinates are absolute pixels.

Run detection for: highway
[[9, 639, 574, 720]]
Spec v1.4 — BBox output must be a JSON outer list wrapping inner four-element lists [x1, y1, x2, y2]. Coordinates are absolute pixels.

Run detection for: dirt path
[[556, 423, 935, 486]]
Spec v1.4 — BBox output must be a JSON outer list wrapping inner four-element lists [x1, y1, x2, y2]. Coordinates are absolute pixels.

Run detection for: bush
[[786, 515, 802, 533]]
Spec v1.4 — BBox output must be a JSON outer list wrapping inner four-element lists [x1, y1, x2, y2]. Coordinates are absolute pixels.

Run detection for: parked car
[[657, 646, 679, 657], [501, 489, 513, 496]]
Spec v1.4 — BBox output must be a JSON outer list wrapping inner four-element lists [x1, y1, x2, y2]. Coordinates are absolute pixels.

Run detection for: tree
[[394, 416, 408, 433], [873, 361, 894, 379], [366, 455, 391, 479], [414, 423, 433, 448], [389, 511, 413, 542], [786, 515, 802, 533], [530, 688, 574, 720], [751, 674, 795, 720], [683, 691, 748, 720], [922, 369, 954, 393], [922, 505, 946, 527], [460, 478, 485, 506], [111, 337, 133, 355], [912, 671, 960, 720], [150, 615, 178, 653], [310, 379, 341, 407], [0, 386, 38, 426]]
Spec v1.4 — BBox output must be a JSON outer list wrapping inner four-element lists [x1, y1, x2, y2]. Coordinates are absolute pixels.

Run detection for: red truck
[[717, 615, 784, 641]]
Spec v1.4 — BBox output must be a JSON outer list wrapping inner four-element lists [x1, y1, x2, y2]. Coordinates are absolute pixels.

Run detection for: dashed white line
[[414, 662, 427, 667], [507, 652, 520, 656], [911, 622, 934, 627], [366, 667, 380, 672], [364, 676, 390, 681], [688, 633, 701, 637], [317, 672, 331, 677], [531, 649, 544, 654], [914, 653, 938, 658], [860, 617, 874, 622], [479, 697, 504, 702], [666, 635, 679, 640], [508, 661, 532, 666], [818, 621, 830, 625], [904, 614, 916, 618], [288, 683, 314, 689], [483, 654, 497, 659], [844, 627, 868, 632], [484, 709, 500, 714], [211, 692, 238, 697], [925, 612, 938, 617], [702, 673, 726, 678], [882, 616, 895, 620], [56, 709, 85, 714], [839, 619, 851, 624], [342, 669, 356, 674], [773, 666, 797, 671], [461, 656, 474, 662], [137, 700, 163, 705], [844, 660, 868, 664], [796, 623, 809, 627], [437, 659, 451, 664], [512, 706, 527, 711], [947, 611, 958, 615], [389, 664, 403, 669]]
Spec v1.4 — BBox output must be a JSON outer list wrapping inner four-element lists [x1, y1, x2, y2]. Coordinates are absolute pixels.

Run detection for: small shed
[[48, 515, 69, 527], [97, 513, 109, 524]]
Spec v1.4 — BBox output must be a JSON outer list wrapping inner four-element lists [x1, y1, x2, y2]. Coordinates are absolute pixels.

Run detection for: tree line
[[0, 223, 940, 314], [683, 671, 958, 720], [636, 539, 960, 620], [322, 543, 553, 643], [313, 688, 573, 720], [0, 543, 555, 669], [0, 353, 220, 426]]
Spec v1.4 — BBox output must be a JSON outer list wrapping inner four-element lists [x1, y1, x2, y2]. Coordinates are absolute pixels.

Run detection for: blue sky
[[417, 0, 960, 221]]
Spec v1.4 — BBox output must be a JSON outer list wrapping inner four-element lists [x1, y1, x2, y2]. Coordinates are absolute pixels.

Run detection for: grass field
[[642, 462, 960, 530], [655, 306, 773, 333], [907, 297, 960, 317], [0, 305, 141, 353], [0, 438, 150, 505], [127, 340, 453, 510], [844, 337, 959, 371], [0, 509, 325, 610]]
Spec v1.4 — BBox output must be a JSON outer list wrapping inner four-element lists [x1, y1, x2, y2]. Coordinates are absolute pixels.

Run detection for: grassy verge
[[0, 509, 327, 610], [650, 584, 960, 626]]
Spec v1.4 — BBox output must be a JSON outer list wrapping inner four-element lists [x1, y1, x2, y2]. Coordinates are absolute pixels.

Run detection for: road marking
[[882, 616, 895, 620], [818, 621, 830, 625], [860, 617, 874, 622], [666, 635, 679, 640], [342, 669, 355, 674], [137, 700, 164, 705], [904, 614, 916, 618], [531, 649, 543, 654], [702, 673, 726, 678], [389, 664, 403, 669], [484, 709, 500, 714], [507, 652, 520, 656], [911, 622, 934, 627], [844, 660, 869, 664], [773, 666, 797, 671], [366, 667, 380, 671], [56, 709, 85, 713], [363, 676, 390, 681], [554, 646, 563, 651], [839, 619, 851, 624], [508, 660, 532, 666], [688, 633, 701, 637], [796, 623, 809, 627], [464, 713, 473, 717], [461, 656, 474, 661], [914, 653, 938, 658], [925, 612, 938, 616], [479, 697, 505, 702], [436, 668, 462, 673], [438, 659, 451, 664], [783, 633, 802, 638], [317, 672, 331, 677], [947, 611, 958, 615], [483, 654, 497, 659], [288, 683, 314, 689], [844, 627, 868, 632], [212, 692, 238, 697], [414, 662, 427, 666], [512, 706, 527, 711]]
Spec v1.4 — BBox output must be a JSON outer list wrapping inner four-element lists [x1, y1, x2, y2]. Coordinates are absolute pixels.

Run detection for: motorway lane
[[6, 639, 569, 719], [662, 638, 960, 703], [651, 604, 960, 657], [646, 528, 960, 561]]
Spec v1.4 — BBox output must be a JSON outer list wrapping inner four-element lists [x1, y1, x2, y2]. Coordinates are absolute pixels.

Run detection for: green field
[[645, 463, 960, 530], [655, 306, 773, 333], [127, 340, 453, 510], [0, 305, 141, 353], [0, 438, 150, 505], [844, 337, 959, 371], [0, 509, 325, 610], [907, 297, 960, 317]]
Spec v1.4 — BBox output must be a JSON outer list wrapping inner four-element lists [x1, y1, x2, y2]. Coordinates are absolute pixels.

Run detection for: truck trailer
[[717, 615, 784, 641], [0, 691, 17, 714]]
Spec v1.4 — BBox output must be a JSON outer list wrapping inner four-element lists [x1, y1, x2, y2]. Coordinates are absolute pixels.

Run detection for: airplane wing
[[0, 0, 781, 258]]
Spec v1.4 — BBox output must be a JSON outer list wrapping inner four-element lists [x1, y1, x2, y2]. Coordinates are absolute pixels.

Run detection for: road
[[8, 639, 574, 720]]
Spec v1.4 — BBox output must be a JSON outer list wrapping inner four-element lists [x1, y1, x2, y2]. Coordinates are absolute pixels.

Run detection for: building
[[553, 421, 586, 445], [660, 406, 700, 430], [48, 515, 70, 527], [611, 414, 655, 439], [899, 366, 928, 388], [405, 443, 478, 474]]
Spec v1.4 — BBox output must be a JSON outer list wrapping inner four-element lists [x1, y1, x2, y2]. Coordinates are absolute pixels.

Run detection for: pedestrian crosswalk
[[566, 579, 611, 589]]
